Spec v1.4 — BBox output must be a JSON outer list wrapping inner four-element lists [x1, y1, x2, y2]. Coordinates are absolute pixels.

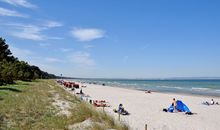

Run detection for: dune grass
[[0, 79, 129, 130]]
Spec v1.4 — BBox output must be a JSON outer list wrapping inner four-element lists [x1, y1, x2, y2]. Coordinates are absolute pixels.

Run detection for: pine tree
[[0, 38, 14, 61], [0, 37, 56, 85]]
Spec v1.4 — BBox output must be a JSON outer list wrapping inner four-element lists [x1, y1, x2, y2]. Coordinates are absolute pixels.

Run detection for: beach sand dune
[[75, 83, 220, 130]]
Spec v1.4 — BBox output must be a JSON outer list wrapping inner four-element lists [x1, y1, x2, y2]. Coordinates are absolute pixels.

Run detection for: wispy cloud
[[45, 57, 63, 63], [0, 7, 28, 17], [10, 24, 45, 40], [44, 21, 63, 28], [47, 37, 63, 40], [4, 22, 63, 41], [68, 51, 95, 66], [70, 28, 105, 42], [0, 0, 37, 8]]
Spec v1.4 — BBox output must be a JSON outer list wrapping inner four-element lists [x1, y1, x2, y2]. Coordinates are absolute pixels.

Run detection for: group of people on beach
[[203, 99, 219, 106], [67, 83, 111, 108], [163, 98, 192, 114], [58, 80, 219, 117], [164, 97, 219, 115]]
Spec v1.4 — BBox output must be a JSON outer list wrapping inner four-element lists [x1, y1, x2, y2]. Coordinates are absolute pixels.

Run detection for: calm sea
[[69, 79, 220, 97]]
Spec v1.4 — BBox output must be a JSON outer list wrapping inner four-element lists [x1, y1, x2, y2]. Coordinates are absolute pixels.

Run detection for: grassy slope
[[0, 80, 129, 130]]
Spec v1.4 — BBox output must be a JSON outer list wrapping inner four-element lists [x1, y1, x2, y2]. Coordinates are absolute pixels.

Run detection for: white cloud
[[44, 21, 63, 28], [10, 24, 45, 40], [4, 22, 63, 41], [45, 57, 62, 63], [70, 28, 105, 42], [0, 0, 37, 8], [47, 36, 63, 40], [68, 51, 95, 66], [0, 7, 28, 17]]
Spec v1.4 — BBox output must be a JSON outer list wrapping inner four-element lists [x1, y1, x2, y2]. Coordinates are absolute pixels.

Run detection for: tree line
[[0, 37, 56, 85]]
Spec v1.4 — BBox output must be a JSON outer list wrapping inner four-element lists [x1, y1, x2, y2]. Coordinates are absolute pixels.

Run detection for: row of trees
[[0, 37, 56, 85]]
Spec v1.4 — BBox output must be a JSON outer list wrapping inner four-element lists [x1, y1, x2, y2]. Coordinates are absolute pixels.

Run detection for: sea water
[[70, 79, 220, 97]]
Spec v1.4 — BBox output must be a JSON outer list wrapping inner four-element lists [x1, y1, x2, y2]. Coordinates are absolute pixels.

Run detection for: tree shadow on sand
[[0, 87, 22, 92]]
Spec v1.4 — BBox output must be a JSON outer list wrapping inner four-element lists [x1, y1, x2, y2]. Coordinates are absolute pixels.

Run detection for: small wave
[[174, 87, 185, 89], [156, 85, 184, 89], [191, 87, 211, 91], [156, 85, 170, 88], [215, 89, 220, 92]]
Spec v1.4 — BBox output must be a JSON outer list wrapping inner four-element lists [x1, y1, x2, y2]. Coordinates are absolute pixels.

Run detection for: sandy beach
[[70, 82, 220, 130]]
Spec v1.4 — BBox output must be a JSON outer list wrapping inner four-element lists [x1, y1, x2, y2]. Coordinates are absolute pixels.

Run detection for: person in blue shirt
[[118, 104, 124, 114]]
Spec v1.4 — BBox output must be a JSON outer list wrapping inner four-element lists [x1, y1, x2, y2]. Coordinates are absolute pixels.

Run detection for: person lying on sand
[[81, 85, 87, 88], [93, 100, 110, 107], [145, 90, 151, 93]]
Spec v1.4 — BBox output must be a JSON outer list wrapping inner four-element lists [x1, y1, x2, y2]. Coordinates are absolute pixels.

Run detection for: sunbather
[[93, 100, 110, 107], [145, 90, 151, 93]]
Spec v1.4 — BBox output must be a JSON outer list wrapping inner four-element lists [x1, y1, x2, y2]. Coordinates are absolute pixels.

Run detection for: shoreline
[[81, 81, 220, 99], [69, 80, 220, 130], [76, 80, 220, 98], [69, 78, 220, 98]]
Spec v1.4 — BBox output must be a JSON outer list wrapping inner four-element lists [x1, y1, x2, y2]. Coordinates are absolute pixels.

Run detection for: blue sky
[[0, 0, 220, 78]]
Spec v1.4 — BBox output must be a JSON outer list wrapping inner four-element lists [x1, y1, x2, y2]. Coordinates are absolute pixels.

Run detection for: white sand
[[74, 83, 220, 130]]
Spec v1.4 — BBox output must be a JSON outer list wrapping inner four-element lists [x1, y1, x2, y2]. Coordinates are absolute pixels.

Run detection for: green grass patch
[[0, 79, 129, 130]]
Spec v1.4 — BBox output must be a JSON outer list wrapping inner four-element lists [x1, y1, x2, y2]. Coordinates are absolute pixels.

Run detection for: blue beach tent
[[168, 100, 191, 113]]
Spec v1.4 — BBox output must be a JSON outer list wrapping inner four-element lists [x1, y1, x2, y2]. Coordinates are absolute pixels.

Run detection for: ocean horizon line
[[62, 77, 220, 81]]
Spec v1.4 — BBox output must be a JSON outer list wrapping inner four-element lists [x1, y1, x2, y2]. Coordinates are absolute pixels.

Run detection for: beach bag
[[168, 105, 174, 112], [163, 108, 168, 112]]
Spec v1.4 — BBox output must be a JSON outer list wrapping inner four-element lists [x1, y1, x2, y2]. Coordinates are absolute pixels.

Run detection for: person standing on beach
[[172, 98, 177, 112], [210, 99, 214, 105], [80, 89, 83, 94]]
